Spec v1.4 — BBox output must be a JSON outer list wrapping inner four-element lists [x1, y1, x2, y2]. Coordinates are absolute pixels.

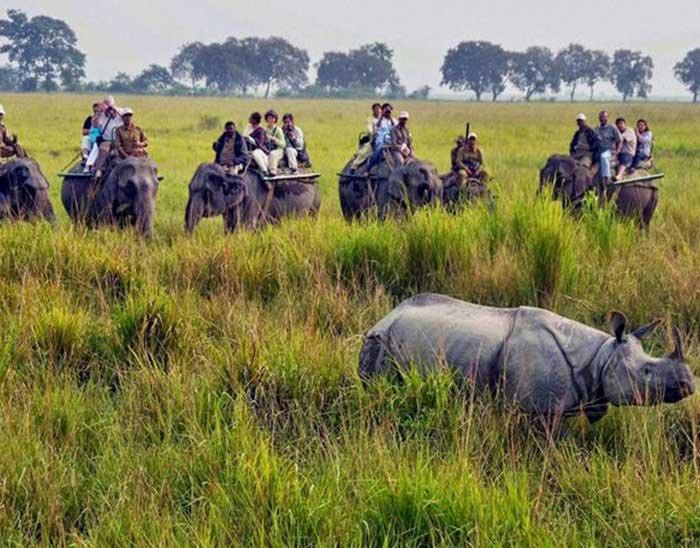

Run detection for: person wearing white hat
[[389, 110, 413, 166], [569, 113, 601, 168], [0, 104, 25, 159], [115, 108, 148, 161], [91, 95, 125, 177], [455, 132, 489, 185]]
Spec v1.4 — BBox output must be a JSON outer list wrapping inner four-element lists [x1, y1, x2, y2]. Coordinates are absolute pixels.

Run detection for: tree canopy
[[509, 46, 560, 101], [610, 49, 654, 101], [440, 41, 509, 101], [0, 9, 85, 91], [674, 48, 700, 103]]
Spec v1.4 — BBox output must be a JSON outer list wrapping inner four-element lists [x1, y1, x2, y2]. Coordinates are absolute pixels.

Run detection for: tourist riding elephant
[[441, 171, 494, 212], [338, 156, 393, 222], [186, 166, 320, 233], [61, 157, 160, 237], [377, 160, 443, 221], [540, 154, 658, 228], [0, 157, 56, 223]]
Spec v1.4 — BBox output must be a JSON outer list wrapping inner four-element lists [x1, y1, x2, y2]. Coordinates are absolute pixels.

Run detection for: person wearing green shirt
[[264, 110, 286, 176]]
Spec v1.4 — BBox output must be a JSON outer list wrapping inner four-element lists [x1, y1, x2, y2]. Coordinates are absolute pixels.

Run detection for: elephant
[[61, 157, 160, 237], [185, 163, 320, 233], [377, 159, 443, 221], [0, 157, 56, 223], [441, 171, 494, 212], [338, 156, 393, 222], [539, 154, 658, 228]]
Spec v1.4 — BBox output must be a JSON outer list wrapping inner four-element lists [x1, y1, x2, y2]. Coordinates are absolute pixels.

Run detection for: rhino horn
[[606, 310, 628, 343], [670, 325, 684, 362]]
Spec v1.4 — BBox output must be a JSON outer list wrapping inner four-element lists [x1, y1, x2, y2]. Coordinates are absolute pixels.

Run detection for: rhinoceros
[[359, 293, 694, 426]]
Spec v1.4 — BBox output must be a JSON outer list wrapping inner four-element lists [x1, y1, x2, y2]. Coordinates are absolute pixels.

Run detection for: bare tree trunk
[[570, 82, 577, 102], [589, 85, 594, 101], [694, 90, 698, 104], [264, 78, 272, 99], [475, 90, 482, 102]]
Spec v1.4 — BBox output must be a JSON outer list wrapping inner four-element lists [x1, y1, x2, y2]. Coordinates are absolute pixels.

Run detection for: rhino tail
[[358, 333, 388, 382]]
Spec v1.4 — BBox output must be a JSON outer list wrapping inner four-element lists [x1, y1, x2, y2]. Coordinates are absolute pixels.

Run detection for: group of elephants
[[0, 149, 659, 236]]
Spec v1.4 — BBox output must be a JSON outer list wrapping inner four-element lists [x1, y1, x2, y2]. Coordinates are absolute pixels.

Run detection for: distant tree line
[[2, 9, 700, 102], [440, 41, 656, 102]]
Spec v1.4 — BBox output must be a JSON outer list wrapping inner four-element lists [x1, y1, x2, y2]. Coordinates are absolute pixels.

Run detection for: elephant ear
[[23, 159, 50, 190], [606, 310, 628, 343], [556, 158, 577, 180], [115, 163, 136, 187]]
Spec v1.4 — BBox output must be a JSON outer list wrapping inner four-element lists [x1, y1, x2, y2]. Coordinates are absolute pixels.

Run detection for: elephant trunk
[[185, 194, 205, 234], [133, 187, 156, 237]]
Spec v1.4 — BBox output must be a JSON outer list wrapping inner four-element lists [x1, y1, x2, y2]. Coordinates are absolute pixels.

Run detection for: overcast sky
[[5, 0, 700, 98]]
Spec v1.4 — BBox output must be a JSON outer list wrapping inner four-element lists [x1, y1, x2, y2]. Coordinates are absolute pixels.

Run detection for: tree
[[509, 47, 560, 101], [582, 50, 610, 101], [0, 9, 85, 91], [408, 85, 431, 100], [0, 64, 19, 91], [133, 64, 173, 94], [108, 72, 134, 93], [315, 42, 401, 95], [189, 39, 256, 94], [674, 48, 700, 103], [610, 49, 654, 101], [244, 37, 309, 98], [555, 44, 591, 101], [170, 41, 206, 92], [440, 41, 509, 101]]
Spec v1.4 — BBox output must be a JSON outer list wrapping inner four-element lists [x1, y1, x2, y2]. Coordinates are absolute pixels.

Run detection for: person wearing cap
[[115, 108, 148, 161], [455, 133, 489, 185], [368, 103, 397, 169], [569, 113, 601, 168], [389, 111, 413, 166], [263, 110, 286, 176], [213, 121, 246, 173], [595, 110, 622, 188], [351, 102, 382, 170], [282, 113, 307, 174], [450, 136, 466, 172], [243, 111, 272, 175], [0, 104, 25, 159]]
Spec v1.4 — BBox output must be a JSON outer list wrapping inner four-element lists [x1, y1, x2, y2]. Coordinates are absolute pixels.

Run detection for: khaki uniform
[[0, 123, 19, 158], [389, 124, 413, 166], [115, 124, 148, 159], [455, 146, 489, 184]]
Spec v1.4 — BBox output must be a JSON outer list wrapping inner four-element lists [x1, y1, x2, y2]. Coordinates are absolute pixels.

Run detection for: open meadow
[[2, 94, 700, 546]]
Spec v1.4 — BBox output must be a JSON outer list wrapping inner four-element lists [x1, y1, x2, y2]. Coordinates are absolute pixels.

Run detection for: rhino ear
[[670, 325, 684, 362], [632, 318, 662, 340], [606, 310, 628, 343]]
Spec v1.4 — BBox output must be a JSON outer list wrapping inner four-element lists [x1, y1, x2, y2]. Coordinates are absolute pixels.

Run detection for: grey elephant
[[377, 160, 443, 221], [185, 164, 320, 233], [540, 154, 658, 228], [338, 157, 392, 222], [0, 157, 55, 223], [61, 157, 160, 237], [360, 293, 694, 432], [441, 171, 494, 212]]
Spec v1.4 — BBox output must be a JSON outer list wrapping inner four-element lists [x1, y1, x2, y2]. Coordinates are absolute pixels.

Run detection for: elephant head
[[185, 163, 247, 233], [0, 157, 55, 222], [109, 157, 160, 237], [539, 154, 592, 209], [381, 160, 443, 220]]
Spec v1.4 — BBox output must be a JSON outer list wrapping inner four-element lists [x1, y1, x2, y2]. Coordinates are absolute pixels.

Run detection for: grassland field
[[2, 94, 700, 546]]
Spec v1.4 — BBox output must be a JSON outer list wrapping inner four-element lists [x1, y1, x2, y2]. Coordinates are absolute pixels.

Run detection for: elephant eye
[[643, 365, 652, 376]]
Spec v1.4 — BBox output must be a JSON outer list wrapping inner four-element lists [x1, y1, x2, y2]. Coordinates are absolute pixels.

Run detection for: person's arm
[[271, 127, 286, 149], [614, 128, 622, 155], [455, 149, 468, 171], [139, 129, 148, 148], [294, 127, 305, 150], [569, 132, 577, 156], [389, 127, 401, 150], [115, 130, 127, 159]]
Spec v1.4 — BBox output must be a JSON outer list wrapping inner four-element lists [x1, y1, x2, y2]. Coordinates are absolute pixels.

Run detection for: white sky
[[4, 0, 700, 98]]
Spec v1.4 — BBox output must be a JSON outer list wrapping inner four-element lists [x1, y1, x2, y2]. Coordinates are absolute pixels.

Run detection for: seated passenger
[[455, 133, 489, 185], [91, 95, 124, 178], [213, 121, 246, 173], [115, 108, 148, 161], [351, 103, 382, 170], [81, 102, 103, 162], [282, 113, 307, 174], [263, 110, 286, 176], [389, 111, 413, 167], [368, 103, 396, 169], [0, 104, 25, 158], [244, 111, 272, 176], [633, 118, 653, 169], [614, 117, 637, 180], [450, 136, 465, 172], [569, 113, 601, 168]]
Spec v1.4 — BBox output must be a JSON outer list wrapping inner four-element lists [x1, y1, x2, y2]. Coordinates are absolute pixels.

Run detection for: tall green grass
[[1, 96, 700, 545]]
